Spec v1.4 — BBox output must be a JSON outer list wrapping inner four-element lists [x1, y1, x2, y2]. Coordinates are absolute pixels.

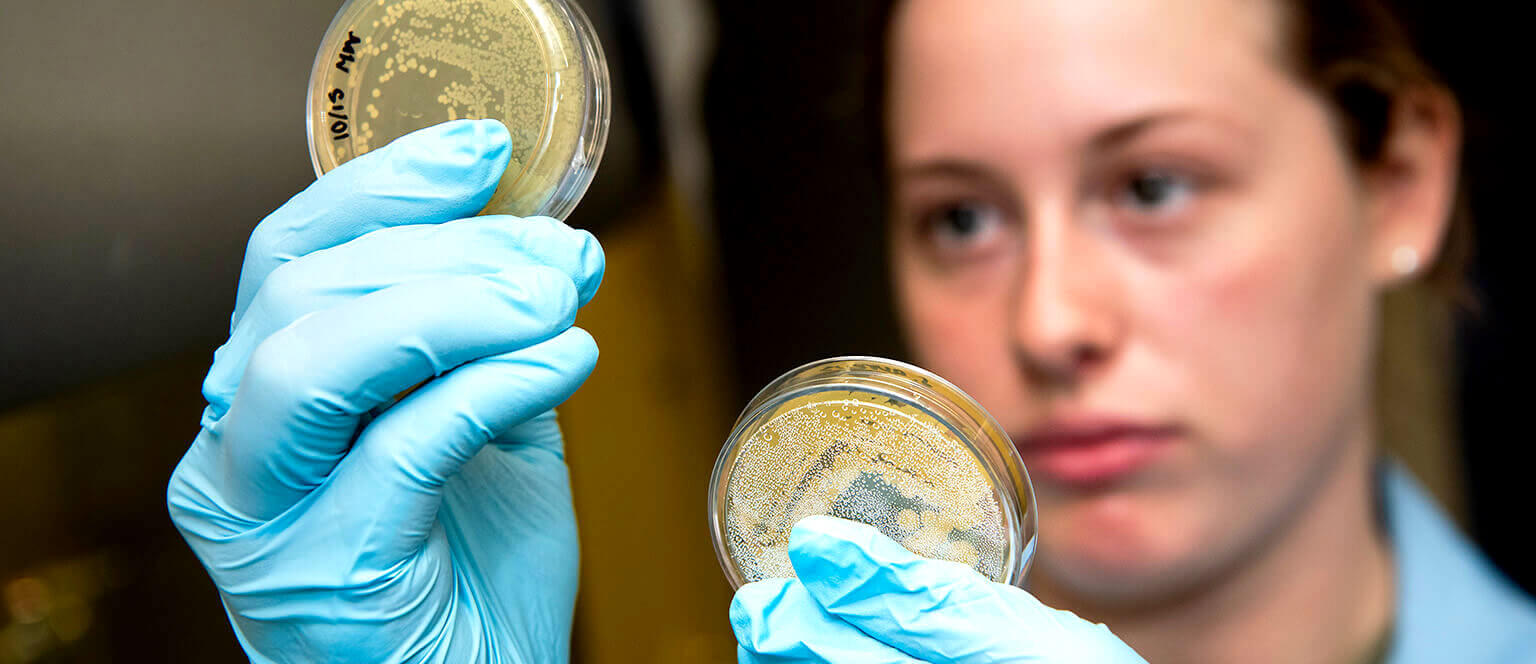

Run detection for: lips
[[1017, 416, 1179, 487]]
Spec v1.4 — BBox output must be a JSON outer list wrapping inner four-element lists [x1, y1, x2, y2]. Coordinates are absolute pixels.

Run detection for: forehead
[[889, 0, 1288, 157]]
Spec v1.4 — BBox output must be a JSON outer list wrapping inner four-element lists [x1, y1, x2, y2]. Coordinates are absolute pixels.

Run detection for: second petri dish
[[710, 357, 1037, 589], [307, 0, 610, 220]]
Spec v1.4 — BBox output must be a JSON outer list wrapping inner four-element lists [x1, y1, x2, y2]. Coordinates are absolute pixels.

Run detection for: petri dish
[[307, 0, 610, 220], [710, 357, 1037, 589]]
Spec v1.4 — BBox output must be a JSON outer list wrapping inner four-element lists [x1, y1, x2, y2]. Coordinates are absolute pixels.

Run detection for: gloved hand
[[730, 516, 1148, 664], [167, 119, 605, 663]]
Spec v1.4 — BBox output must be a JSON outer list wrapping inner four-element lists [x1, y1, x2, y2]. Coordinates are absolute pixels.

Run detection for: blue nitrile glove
[[166, 119, 605, 663], [730, 516, 1148, 664]]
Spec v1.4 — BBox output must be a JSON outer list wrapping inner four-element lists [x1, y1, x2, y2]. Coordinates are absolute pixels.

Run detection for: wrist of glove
[[730, 516, 1148, 664]]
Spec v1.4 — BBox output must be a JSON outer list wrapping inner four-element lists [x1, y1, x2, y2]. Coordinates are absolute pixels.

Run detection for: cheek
[[1035, 186, 1380, 588], [1107, 157, 1381, 590], [892, 249, 1031, 429], [1167, 187, 1375, 467]]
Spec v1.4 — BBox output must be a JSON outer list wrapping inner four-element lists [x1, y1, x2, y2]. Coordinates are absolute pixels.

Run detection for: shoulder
[[1382, 462, 1536, 664]]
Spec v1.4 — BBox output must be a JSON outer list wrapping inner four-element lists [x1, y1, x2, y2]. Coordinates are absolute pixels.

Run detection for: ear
[[1363, 87, 1462, 289]]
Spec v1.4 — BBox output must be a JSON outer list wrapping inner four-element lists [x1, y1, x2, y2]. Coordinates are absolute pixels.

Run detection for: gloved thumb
[[788, 515, 1146, 664], [230, 119, 512, 331]]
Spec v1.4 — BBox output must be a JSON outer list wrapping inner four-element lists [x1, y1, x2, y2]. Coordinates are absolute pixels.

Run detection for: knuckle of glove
[[243, 214, 300, 272], [164, 460, 204, 530], [479, 216, 604, 293], [484, 265, 580, 332], [239, 322, 335, 418], [250, 258, 319, 322], [729, 580, 793, 648]]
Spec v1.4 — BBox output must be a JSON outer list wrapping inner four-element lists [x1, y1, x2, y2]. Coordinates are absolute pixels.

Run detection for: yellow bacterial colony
[[724, 391, 1008, 583]]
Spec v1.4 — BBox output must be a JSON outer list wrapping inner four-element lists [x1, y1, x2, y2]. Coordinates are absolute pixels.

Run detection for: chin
[[1035, 544, 1205, 607], [1031, 492, 1220, 607]]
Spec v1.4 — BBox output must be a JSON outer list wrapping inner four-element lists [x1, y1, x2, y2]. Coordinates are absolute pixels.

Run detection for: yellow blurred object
[[560, 188, 738, 663], [0, 554, 113, 664]]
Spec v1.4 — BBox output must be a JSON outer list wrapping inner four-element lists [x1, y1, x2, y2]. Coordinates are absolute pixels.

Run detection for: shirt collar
[[1381, 460, 1536, 664]]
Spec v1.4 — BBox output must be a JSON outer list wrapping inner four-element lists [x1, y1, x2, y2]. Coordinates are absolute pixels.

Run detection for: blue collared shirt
[[1383, 462, 1536, 663]]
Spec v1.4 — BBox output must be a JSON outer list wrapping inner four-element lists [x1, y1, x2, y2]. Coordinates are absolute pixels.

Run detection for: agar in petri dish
[[307, 0, 611, 219], [709, 357, 1038, 588]]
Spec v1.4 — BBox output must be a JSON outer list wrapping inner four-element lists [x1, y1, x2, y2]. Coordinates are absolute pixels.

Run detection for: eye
[[922, 200, 1007, 255], [1115, 170, 1195, 217]]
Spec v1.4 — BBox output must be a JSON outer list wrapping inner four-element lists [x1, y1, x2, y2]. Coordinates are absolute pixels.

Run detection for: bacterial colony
[[723, 393, 1009, 583], [311, 0, 589, 217]]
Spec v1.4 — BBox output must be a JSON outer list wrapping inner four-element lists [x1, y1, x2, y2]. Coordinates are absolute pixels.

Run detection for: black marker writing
[[327, 88, 350, 140], [335, 31, 361, 73]]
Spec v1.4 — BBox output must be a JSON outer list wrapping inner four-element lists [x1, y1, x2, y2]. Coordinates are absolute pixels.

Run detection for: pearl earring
[[1391, 246, 1420, 276]]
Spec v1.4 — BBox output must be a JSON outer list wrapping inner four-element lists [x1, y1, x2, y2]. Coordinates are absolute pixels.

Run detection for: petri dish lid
[[307, 0, 610, 220], [710, 356, 1038, 589]]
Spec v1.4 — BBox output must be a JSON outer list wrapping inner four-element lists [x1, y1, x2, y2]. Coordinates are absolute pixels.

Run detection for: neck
[[1039, 425, 1394, 664]]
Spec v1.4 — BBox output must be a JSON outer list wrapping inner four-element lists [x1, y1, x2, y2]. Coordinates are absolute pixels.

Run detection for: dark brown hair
[[1283, 0, 1470, 299]]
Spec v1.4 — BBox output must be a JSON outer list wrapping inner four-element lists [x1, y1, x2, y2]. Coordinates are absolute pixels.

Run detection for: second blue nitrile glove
[[731, 515, 1149, 664]]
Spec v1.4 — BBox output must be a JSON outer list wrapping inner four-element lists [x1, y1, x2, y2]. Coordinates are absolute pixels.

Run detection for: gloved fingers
[[433, 410, 581, 615], [789, 515, 1140, 664], [731, 578, 928, 664], [322, 327, 596, 559], [231, 118, 512, 329], [203, 214, 604, 419], [213, 266, 580, 522], [491, 408, 568, 457]]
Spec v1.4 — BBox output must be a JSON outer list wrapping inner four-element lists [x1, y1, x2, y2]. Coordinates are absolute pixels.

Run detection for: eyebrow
[[892, 159, 1021, 219], [896, 109, 1252, 179], [894, 160, 1013, 191], [1090, 109, 1255, 151]]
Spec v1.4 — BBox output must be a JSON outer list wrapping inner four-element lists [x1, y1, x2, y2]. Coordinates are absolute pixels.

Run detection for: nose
[[1010, 214, 1121, 391]]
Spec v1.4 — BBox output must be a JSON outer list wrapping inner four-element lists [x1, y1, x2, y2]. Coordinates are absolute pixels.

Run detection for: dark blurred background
[[0, 0, 1529, 661]]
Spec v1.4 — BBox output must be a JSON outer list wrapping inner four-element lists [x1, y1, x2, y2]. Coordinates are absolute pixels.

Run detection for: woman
[[167, 0, 1535, 662]]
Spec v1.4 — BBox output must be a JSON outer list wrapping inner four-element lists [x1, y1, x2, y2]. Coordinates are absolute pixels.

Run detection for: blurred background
[[0, 0, 1529, 661]]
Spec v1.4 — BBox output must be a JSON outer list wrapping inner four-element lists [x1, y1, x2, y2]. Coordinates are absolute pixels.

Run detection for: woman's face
[[889, 0, 1446, 602]]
